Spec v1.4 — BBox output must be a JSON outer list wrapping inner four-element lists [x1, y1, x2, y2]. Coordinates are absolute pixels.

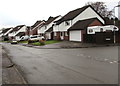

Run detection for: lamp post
[[113, 5, 120, 44]]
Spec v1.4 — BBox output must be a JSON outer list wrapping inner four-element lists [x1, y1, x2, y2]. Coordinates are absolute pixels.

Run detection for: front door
[[51, 32, 54, 40], [60, 32, 64, 40]]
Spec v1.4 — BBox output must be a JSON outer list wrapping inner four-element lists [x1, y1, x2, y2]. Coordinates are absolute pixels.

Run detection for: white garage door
[[69, 30, 82, 42]]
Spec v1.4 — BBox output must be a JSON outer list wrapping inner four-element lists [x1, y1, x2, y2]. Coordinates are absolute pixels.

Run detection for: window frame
[[54, 32, 57, 36], [89, 29, 93, 33], [65, 32, 68, 36]]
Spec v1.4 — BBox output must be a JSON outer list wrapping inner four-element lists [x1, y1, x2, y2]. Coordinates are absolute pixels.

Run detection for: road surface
[[2, 43, 118, 84]]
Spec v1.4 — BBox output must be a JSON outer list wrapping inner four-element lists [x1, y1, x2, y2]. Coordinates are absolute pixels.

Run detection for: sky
[[0, 0, 120, 29]]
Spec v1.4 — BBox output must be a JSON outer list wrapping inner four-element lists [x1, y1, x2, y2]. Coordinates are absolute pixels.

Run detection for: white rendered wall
[[38, 26, 46, 34], [87, 25, 119, 34], [54, 7, 105, 32], [15, 26, 26, 36], [8, 31, 16, 37], [53, 20, 72, 32], [72, 7, 105, 25], [118, 1, 120, 20], [46, 32, 51, 39]]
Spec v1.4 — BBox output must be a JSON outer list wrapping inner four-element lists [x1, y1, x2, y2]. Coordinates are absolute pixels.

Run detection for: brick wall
[[32, 29, 38, 35], [82, 19, 103, 43], [54, 32, 61, 40], [64, 32, 69, 41], [81, 30, 86, 42], [89, 20, 103, 27]]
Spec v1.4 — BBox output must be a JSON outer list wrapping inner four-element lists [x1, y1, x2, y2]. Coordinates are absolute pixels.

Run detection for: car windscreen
[[30, 36, 37, 38]]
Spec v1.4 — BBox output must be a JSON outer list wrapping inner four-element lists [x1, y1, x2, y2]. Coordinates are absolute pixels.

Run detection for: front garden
[[31, 40, 61, 46]]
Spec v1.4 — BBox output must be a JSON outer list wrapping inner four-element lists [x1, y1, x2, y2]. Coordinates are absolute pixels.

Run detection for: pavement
[[19, 41, 119, 49], [0, 44, 2, 85], [2, 46, 27, 84]]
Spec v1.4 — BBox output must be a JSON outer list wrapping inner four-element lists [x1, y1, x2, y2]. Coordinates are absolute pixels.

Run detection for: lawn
[[31, 40, 61, 46], [18, 40, 28, 43], [0, 40, 10, 43]]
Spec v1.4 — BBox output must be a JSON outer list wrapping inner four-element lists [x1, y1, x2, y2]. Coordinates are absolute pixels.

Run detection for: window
[[89, 29, 93, 33], [54, 32, 57, 36], [60, 32, 63, 36], [65, 32, 68, 36], [65, 21, 70, 26], [45, 26, 47, 29], [100, 28, 103, 32], [30, 36, 37, 38], [52, 24, 56, 26]]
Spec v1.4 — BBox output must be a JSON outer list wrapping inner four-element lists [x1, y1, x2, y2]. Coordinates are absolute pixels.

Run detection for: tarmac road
[[2, 43, 118, 84]]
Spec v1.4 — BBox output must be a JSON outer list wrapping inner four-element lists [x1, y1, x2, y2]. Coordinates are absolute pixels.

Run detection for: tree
[[86, 2, 113, 18]]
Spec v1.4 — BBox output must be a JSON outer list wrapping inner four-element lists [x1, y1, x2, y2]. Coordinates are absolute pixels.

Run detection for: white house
[[38, 15, 62, 40], [0, 27, 13, 41], [8, 25, 27, 40], [53, 5, 105, 41], [1, 28, 13, 37], [118, 1, 120, 20], [29, 20, 45, 36], [15, 25, 28, 41]]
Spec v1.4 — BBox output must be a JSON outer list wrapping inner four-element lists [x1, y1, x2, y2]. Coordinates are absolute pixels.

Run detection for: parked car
[[20, 36, 29, 41], [28, 35, 44, 43], [16, 36, 29, 41], [11, 39, 18, 44]]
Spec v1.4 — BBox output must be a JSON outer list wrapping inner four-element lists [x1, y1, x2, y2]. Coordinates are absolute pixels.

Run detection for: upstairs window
[[52, 24, 56, 27], [45, 26, 47, 29], [65, 21, 70, 26]]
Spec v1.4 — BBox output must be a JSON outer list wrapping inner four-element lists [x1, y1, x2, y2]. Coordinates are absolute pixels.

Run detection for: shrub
[[39, 40, 45, 45]]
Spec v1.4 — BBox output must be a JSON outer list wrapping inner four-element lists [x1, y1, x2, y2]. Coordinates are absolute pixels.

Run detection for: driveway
[[2, 43, 118, 84]]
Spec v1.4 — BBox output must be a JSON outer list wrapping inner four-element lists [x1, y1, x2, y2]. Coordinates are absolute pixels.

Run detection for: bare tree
[[86, 2, 113, 18]]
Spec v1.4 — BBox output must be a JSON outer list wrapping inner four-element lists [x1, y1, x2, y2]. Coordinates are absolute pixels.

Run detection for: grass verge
[[31, 40, 61, 46], [18, 41, 28, 44]]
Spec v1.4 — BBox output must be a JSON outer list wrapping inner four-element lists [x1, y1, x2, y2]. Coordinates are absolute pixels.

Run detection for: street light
[[113, 5, 120, 44]]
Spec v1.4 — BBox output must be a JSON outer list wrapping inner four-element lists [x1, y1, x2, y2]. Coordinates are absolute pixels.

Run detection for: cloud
[[0, 0, 119, 28]]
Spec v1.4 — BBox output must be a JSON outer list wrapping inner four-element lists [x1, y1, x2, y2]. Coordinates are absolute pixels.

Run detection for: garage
[[69, 30, 82, 42]]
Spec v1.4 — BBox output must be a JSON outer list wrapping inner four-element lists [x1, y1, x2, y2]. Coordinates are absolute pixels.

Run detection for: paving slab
[[2, 47, 27, 84]]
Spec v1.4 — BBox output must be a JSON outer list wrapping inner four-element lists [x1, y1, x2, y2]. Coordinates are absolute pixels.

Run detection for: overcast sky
[[0, 0, 119, 29]]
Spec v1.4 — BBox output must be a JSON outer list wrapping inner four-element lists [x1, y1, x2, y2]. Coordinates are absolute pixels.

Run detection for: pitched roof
[[9, 25, 25, 33], [31, 20, 43, 29], [16, 32, 25, 36], [55, 5, 90, 25], [55, 5, 104, 25], [69, 18, 101, 31], [46, 27, 53, 32], [45, 16, 60, 25], [2, 28, 11, 34]]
